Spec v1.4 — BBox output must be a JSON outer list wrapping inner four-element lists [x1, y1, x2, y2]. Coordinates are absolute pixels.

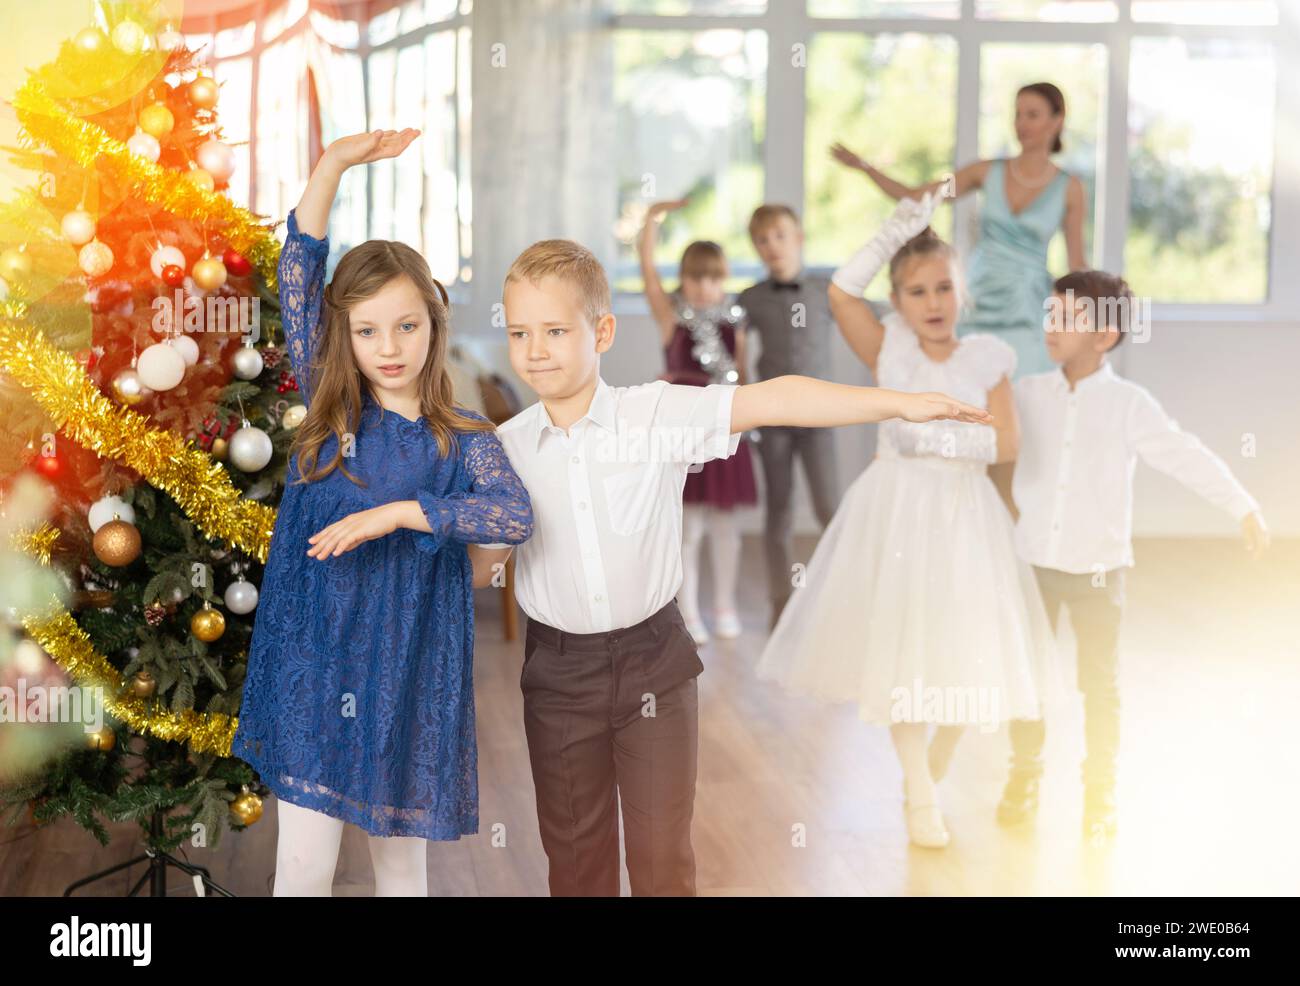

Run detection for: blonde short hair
[[505, 239, 611, 328], [748, 203, 801, 240]]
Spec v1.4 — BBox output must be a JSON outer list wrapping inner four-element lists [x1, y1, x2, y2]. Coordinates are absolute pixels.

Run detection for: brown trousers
[[520, 600, 704, 896]]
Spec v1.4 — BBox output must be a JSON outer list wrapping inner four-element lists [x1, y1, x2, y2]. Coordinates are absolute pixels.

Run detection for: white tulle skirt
[[755, 453, 1060, 728]]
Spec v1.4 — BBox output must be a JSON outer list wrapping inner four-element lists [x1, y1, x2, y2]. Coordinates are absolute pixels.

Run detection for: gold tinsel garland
[[0, 307, 277, 563], [11, 76, 282, 289], [11, 521, 61, 565], [16, 577, 238, 756]]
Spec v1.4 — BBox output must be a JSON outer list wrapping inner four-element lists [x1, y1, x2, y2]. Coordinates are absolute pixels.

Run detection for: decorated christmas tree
[[0, 1, 301, 858]]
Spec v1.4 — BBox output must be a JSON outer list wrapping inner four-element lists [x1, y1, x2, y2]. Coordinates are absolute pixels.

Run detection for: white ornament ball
[[137, 342, 186, 391], [232, 345, 263, 380], [127, 130, 161, 162], [111, 21, 148, 54], [150, 245, 186, 279], [79, 240, 114, 277], [196, 139, 236, 183], [171, 334, 200, 366], [89, 495, 136, 533], [14, 638, 48, 676], [282, 404, 307, 430], [224, 579, 259, 615], [61, 210, 96, 246], [229, 425, 273, 472], [157, 29, 184, 52]]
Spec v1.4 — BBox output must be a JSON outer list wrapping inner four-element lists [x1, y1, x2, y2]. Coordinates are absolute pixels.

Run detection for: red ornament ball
[[161, 264, 186, 287], [34, 453, 61, 478], [222, 247, 253, 277]]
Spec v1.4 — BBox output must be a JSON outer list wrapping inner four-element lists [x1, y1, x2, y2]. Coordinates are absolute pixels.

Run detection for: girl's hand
[[1241, 511, 1270, 559], [324, 129, 421, 171], [830, 142, 870, 173], [898, 392, 994, 425], [307, 504, 402, 559], [647, 198, 689, 220]]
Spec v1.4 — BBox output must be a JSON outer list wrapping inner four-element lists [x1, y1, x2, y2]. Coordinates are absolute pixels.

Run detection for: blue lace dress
[[231, 208, 533, 840]]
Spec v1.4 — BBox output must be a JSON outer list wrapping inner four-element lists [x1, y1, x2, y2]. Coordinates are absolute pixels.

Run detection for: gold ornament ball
[[0, 247, 32, 283], [191, 256, 228, 291], [191, 606, 226, 642], [187, 76, 219, 110], [211, 437, 229, 460], [128, 670, 157, 699], [86, 726, 116, 751], [186, 168, 216, 193], [78, 240, 114, 278], [73, 27, 107, 55], [231, 787, 263, 826], [111, 368, 150, 406], [93, 519, 142, 567], [111, 20, 149, 55], [138, 103, 175, 139]]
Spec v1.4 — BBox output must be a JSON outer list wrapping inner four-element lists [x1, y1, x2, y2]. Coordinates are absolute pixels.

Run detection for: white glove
[[890, 419, 998, 464], [831, 190, 941, 297]]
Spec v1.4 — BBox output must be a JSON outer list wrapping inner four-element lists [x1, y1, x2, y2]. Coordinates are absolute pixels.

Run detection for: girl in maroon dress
[[638, 199, 759, 643]]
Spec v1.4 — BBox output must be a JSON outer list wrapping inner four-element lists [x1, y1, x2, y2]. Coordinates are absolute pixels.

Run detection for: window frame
[[183, 0, 473, 295]]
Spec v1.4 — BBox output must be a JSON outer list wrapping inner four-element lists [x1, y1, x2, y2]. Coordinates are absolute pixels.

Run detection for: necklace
[[676, 296, 743, 384], [1007, 157, 1056, 189]]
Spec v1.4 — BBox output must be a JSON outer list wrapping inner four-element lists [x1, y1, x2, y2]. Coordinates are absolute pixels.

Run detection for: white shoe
[[683, 615, 710, 645], [713, 609, 742, 639], [905, 802, 950, 849]]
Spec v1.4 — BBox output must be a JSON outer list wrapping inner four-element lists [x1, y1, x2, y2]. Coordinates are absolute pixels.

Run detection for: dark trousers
[[520, 600, 704, 897], [1009, 566, 1127, 788], [756, 425, 839, 620]]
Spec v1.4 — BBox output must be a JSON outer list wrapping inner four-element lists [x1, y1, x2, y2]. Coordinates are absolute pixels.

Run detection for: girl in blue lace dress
[[230, 129, 533, 895]]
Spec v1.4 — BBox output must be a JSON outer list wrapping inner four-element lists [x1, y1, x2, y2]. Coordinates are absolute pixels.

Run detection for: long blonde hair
[[290, 240, 492, 487]]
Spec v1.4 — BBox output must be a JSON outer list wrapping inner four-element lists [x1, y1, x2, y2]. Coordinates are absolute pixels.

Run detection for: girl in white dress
[[755, 193, 1057, 848]]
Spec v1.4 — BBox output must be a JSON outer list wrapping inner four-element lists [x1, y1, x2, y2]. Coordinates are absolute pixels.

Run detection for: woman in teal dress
[[832, 82, 1087, 378]]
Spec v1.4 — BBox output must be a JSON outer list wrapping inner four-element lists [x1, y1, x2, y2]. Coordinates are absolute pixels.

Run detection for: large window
[[612, 29, 767, 292], [804, 32, 958, 291], [1126, 37, 1274, 303], [612, 0, 1294, 317], [179, 0, 472, 289]]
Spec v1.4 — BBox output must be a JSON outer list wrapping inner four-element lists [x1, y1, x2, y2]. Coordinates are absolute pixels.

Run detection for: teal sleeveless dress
[[959, 159, 1069, 378]]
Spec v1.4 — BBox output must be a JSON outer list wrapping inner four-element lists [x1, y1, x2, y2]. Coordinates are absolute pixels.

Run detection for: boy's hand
[[307, 503, 402, 559], [324, 129, 421, 170], [897, 391, 994, 425], [1242, 512, 1270, 559]]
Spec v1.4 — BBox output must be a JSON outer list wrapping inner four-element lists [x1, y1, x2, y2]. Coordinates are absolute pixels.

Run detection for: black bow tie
[[771, 280, 801, 291]]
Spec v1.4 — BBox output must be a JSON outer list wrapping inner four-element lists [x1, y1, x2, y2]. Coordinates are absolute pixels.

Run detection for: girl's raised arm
[[279, 129, 421, 403], [638, 199, 689, 347]]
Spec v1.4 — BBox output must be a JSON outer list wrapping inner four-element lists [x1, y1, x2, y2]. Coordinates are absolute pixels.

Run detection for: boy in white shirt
[[471, 238, 992, 896], [1000, 269, 1269, 842]]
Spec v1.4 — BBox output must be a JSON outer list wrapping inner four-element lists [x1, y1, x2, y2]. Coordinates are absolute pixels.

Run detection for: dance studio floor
[[4, 537, 1296, 897]]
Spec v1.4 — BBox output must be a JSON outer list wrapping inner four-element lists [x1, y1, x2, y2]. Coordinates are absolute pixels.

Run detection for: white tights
[[273, 798, 429, 896], [679, 505, 742, 622], [890, 723, 966, 807]]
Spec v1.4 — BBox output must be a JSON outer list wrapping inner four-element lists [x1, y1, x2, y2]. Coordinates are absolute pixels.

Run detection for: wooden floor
[[4, 536, 1297, 896]]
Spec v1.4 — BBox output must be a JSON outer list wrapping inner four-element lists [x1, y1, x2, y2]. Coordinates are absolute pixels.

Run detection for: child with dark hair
[[1000, 268, 1270, 841]]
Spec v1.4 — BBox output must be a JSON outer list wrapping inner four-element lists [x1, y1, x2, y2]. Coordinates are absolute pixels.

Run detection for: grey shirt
[[737, 272, 835, 382]]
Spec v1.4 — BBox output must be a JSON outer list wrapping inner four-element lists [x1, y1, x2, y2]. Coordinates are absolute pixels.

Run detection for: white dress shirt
[[494, 377, 741, 633], [1012, 362, 1259, 574]]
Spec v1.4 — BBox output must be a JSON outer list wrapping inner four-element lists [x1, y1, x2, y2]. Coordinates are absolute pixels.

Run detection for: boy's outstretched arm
[[730, 375, 992, 433]]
